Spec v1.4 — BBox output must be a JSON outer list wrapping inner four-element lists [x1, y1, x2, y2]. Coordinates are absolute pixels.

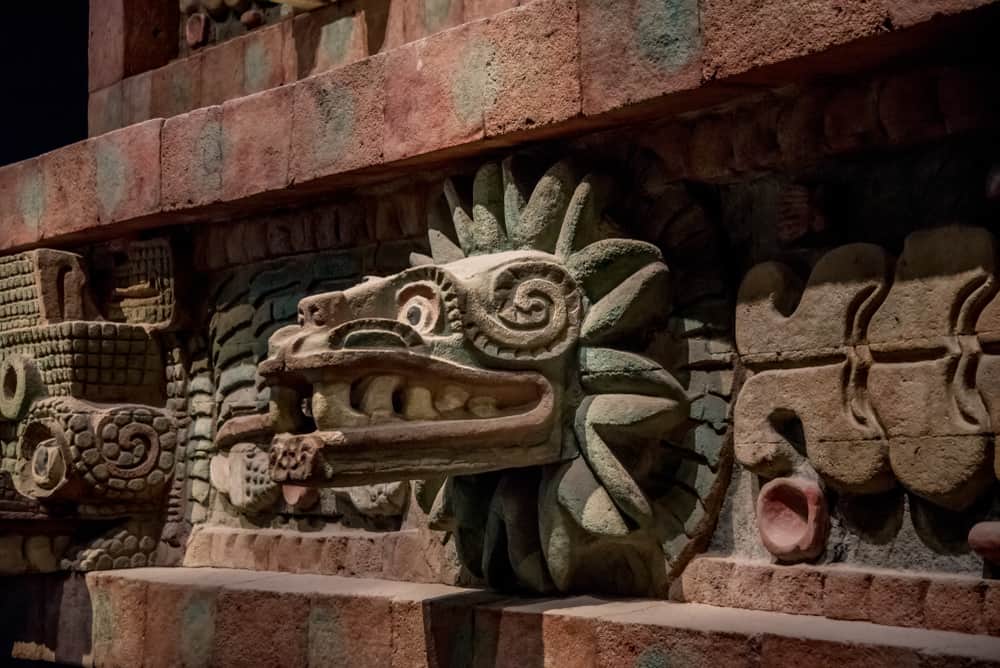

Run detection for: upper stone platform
[[1, 0, 996, 257]]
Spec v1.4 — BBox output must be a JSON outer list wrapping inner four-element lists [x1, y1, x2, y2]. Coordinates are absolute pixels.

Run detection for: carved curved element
[[0, 354, 44, 421], [734, 365, 892, 492], [13, 399, 177, 504], [463, 260, 582, 361], [736, 243, 890, 358]]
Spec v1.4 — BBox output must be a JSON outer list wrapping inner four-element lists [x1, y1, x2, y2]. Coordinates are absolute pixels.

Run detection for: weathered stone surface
[[161, 105, 224, 209], [221, 86, 293, 201], [290, 54, 386, 183], [579, 0, 701, 115]]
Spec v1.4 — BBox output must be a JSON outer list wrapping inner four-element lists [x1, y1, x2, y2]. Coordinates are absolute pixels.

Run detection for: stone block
[[290, 6, 368, 78], [822, 569, 873, 621], [202, 39, 246, 107], [162, 105, 224, 209], [675, 556, 733, 606], [182, 528, 213, 567], [122, 70, 153, 127], [823, 85, 882, 152], [88, 83, 123, 137], [244, 24, 286, 94], [143, 581, 218, 668], [213, 588, 310, 667], [769, 567, 824, 616], [540, 614, 599, 667], [290, 53, 386, 184], [594, 621, 757, 668], [402, 0, 465, 42], [688, 115, 735, 182], [867, 573, 927, 628], [221, 86, 293, 201], [472, 606, 545, 668], [120, 1, 179, 78], [383, 20, 486, 162], [701, 0, 888, 81], [151, 55, 203, 119], [89, 1, 124, 92], [308, 594, 393, 667], [0, 159, 43, 250], [728, 562, 776, 611], [465, 0, 522, 21], [578, 0, 701, 115], [88, 572, 148, 668], [878, 71, 945, 145], [38, 141, 99, 241], [93, 119, 162, 223], [484, 0, 581, 136], [777, 89, 828, 165], [89, 0, 178, 92], [924, 578, 987, 634]]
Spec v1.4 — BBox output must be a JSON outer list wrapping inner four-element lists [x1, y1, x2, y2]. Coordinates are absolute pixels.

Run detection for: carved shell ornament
[[253, 158, 724, 595]]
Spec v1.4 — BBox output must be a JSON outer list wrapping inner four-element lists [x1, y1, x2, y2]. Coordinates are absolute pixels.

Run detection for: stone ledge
[[4, 567, 1000, 667], [181, 525, 463, 587], [677, 556, 1000, 637], [4, 0, 999, 257]]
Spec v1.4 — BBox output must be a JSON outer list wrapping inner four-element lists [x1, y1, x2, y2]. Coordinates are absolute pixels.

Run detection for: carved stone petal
[[579, 347, 688, 400], [581, 263, 670, 345], [566, 238, 664, 303], [553, 457, 629, 537], [575, 394, 689, 527]]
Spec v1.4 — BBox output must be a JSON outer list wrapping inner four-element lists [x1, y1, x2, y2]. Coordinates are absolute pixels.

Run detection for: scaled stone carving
[[224, 159, 727, 595], [0, 245, 184, 573], [735, 226, 1000, 561]]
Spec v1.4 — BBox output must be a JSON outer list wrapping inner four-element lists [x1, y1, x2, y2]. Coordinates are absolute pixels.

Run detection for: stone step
[[4, 566, 1000, 666]]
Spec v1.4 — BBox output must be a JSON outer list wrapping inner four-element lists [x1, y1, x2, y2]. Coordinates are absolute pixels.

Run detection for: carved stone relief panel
[[735, 226, 1000, 567], [0, 241, 187, 573]]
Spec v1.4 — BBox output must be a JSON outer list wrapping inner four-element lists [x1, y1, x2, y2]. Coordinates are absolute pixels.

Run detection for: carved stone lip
[[259, 350, 561, 484]]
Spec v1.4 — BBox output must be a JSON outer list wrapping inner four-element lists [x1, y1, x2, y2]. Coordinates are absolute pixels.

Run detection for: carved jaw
[[260, 349, 560, 485]]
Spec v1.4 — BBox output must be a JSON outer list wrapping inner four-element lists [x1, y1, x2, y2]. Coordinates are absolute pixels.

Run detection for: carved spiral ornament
[[464, 261, 582, 361]]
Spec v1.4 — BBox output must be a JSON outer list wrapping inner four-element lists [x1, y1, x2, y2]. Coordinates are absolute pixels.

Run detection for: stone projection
[[0, 241, 185, 573], [247, 159, 728, 595]]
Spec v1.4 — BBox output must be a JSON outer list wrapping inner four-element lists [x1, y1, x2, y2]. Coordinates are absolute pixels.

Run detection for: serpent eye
[[397, 284, 442, 335]]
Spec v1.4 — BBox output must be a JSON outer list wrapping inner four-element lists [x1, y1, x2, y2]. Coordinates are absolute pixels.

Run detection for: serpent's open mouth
[[254, 350, 559, 485]]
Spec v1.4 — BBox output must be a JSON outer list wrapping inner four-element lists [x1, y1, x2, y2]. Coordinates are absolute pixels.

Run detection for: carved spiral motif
[[464, 261, 582, 361]]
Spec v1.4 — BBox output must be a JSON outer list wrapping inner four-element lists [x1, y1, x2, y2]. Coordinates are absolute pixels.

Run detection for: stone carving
[[735, 226, 1000, 562], [0, 245, 184, 573], [201, 244, 418, 528], [237, 158, 728, 595]]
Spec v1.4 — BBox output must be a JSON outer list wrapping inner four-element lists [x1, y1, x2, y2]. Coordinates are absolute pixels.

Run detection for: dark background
[[0, 4, 89, 167]]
